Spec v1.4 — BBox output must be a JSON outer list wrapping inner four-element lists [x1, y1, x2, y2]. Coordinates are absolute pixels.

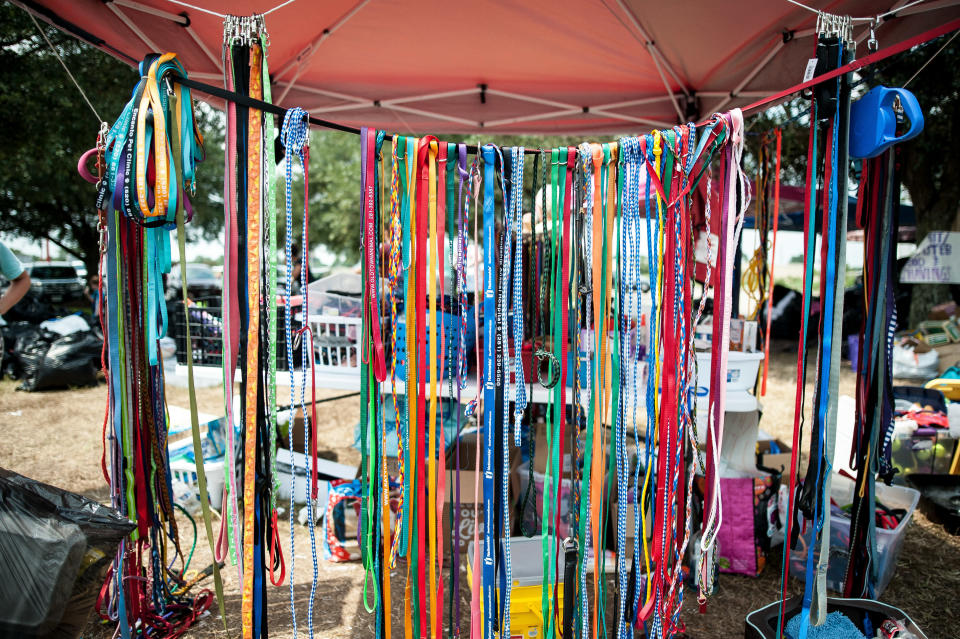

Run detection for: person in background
[[84, 276, 100, 319], [290, 242, 315, 296], [0, 240, 30, 316]]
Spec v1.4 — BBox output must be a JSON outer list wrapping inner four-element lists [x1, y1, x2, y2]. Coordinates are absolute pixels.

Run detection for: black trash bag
[[0, 321, 38, 380], [17, 329, 102, 392], [2, 290, 57, 324], [0, 468, 135, 639]]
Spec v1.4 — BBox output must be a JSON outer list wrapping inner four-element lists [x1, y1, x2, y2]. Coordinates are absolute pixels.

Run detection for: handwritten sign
[[901, 231, 960, 284]]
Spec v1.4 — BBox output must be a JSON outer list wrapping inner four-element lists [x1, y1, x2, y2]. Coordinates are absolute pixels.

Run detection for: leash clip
[[97, 214, 108, 255], [867, 18, 879, 51]]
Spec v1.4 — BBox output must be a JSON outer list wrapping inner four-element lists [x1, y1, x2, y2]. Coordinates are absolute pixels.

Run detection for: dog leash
[[99, 51, 218, 636], [479, 143, 498, 639], [777, 86, 821, 639], [426, 138, 440, 639], [540, 147, 560, 638], [451, 143, 468, 639], [219, 37, 243, 577], [842, 147, 896, 598], [402, 134, 419, 639], [259, 33, 283, 595], [760, 130, 782, 396]]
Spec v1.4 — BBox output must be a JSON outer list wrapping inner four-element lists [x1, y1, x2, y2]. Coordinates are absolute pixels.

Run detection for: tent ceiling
[[16, 0, 960, 134]]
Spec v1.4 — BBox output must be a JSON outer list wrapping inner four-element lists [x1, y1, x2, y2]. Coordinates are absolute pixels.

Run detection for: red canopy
[[15, 0, 960, 134]]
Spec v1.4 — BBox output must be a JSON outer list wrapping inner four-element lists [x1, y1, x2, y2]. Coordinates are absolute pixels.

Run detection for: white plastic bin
[[695, 350, 764, 394], [170, 456, 225, 510], [307, 315, 362, 374]]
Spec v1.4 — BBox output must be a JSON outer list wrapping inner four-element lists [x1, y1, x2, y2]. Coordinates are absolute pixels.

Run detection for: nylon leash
[[99, 50, 217, 636], [480, 143, 497, 639]]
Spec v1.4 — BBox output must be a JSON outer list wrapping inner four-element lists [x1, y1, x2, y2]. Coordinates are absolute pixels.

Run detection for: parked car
[[24, 262, 84, 303], [165, 263, 222, 303]]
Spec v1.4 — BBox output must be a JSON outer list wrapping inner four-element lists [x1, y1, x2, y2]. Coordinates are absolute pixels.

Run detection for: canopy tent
[[14, 0, 960, 134]]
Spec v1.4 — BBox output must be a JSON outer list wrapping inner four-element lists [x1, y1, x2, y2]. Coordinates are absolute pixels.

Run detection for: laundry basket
[[744, 596, 926, 639]]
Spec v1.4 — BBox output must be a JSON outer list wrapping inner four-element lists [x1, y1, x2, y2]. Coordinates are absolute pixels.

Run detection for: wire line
[[27, 10, 103, 125], [155, 0, 301, 19], [903, 29, 959, 88]]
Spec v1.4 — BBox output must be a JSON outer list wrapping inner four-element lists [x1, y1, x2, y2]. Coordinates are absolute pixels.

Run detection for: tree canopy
[[0, 2, 223, 274], [748, 34, 960, 323]]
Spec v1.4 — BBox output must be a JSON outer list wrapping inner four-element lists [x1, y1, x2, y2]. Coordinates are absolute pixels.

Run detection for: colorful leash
[[453, 142, 469, 639], [480, 143, 497, 639], [541, 147, 560, 638], [99, 51, 217, 637], [842, 147, 897, 598], [760, 130, 782, 396], [360, 126, 383, 616], [777, 86, 821, 639], [219, 35, 243, 576], [280, 106, 313, 638], [797, 34, 852, 639], [260, 32, 283, 593]]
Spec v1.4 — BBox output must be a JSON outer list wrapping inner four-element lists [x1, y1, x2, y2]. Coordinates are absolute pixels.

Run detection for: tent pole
[[614, 0, 688, 121], [112, 0, 187, 24], [709, 39, 785, 115], [105, 2, 160, 53], [274, 0, 373, 103]]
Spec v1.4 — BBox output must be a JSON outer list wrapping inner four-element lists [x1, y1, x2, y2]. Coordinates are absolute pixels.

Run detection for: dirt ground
[[1, 341, 958, 638]]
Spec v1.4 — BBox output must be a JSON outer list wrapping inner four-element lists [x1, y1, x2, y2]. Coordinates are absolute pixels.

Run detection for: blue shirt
[[0, 240, 24, 281]]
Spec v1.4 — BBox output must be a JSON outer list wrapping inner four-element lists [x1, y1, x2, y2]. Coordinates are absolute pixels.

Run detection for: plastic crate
[[789, 474, 919, 597], [174, 299, 223, 367], [394, 307, 475, 381], [306, 272, 363, 318], [308, 315, 362, 374]]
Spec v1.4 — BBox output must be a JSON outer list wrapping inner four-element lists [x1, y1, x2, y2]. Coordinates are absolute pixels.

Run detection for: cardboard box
[[933, 342, 960, 374], [442, 429, 520, 555], [756, 438, 792, 474]]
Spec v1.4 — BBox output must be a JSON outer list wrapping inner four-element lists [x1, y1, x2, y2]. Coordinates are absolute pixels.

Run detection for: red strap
[[415, 136, 437, 635], [760, 130, 782, 396], [435, 144, 447, 639], [269, 509, 286, 586]]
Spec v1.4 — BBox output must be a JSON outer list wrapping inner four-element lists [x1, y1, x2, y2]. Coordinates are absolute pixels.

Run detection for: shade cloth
[[14, 0, 960, 133]]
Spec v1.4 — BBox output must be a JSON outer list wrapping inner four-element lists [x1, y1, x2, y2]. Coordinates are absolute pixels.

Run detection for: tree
[[875, 37, 960, 325], [748, 35, 960, 325], [0, 2, 223, 275]]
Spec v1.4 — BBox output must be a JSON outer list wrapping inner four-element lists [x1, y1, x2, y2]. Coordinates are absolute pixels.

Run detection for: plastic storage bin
[[789, 474, 919, 597], [306, 272, 363, 318], [745, 596, 926, 639], [516, 459, 576, 539], [695, 350, 764, 394], [467, 537, 566, 639]]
